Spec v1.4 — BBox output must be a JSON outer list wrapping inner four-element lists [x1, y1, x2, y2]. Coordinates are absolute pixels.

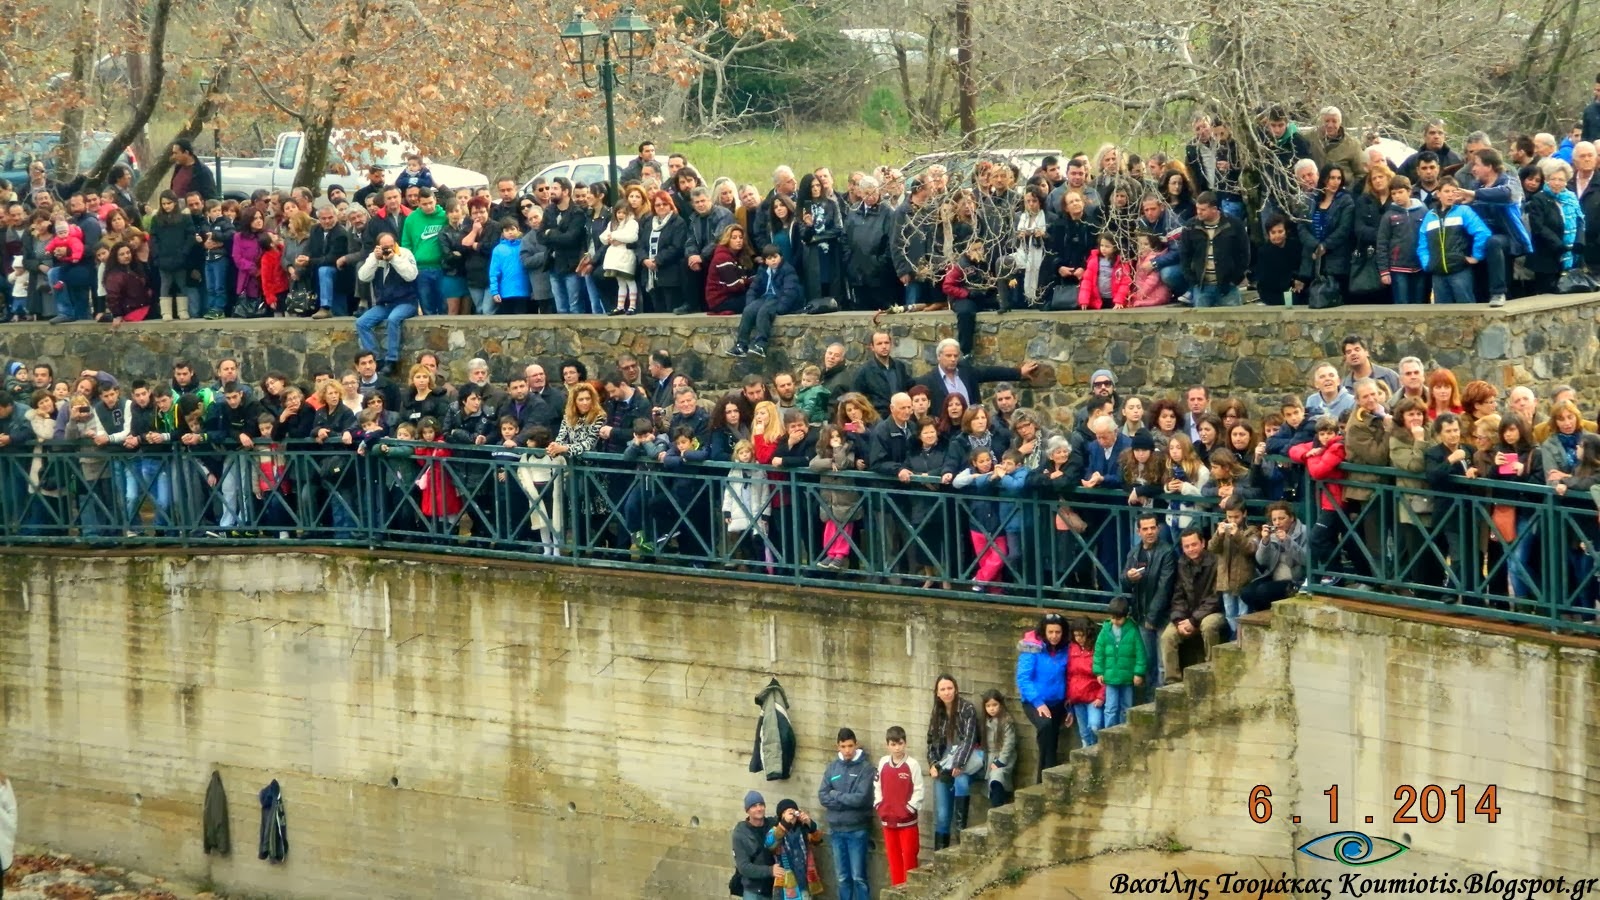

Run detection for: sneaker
[[671, 305, 696, 315], [47, 314, 72, 325], [311, 308, 332, 320], [748, 343, 767, 358], [816, 557, 838, 571], [203, 310, 225, 320], [1489, 294, 1507, 307], [725, 343, 746, 358]]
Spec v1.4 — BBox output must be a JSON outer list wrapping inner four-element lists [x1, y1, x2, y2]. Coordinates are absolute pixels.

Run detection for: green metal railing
[[0, 442, 1593, 635]]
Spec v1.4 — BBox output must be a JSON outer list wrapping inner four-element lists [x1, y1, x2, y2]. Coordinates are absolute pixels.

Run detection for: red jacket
[[1291, 438, 1346, 510], [874, 757, 923, 829], [704, 244, 751, 314], [1066, 642, 1105, 704], [415, 440, 462, 518], [1076, 249, 1132, 310], [260, 246, 289, 307]]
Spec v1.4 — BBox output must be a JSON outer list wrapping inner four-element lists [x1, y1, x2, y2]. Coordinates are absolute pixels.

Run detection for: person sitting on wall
[[1159, 527, 1226, 684]]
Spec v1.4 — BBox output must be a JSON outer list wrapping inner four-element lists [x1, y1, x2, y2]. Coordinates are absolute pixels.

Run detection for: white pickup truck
[[216, 129, 489, 199]]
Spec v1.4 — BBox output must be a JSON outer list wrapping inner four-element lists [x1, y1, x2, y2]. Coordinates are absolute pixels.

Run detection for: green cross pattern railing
[[0, 443, 1592, 635]]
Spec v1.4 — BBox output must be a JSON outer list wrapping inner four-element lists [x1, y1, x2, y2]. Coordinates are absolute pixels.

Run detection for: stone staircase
[[884, 614, 1294, 899]]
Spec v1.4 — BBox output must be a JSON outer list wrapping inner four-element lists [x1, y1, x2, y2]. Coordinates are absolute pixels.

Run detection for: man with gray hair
[[1572, 141, 1599, 270], [1309, 105, 1365, 186], [1534, 133, 1559, 162], [685, 185, 733, 314], [913, 337, 1039, 414], [1464, 131, 1493, 155], [464, 357, 507, 411], [1396, 356, 1427, 403]]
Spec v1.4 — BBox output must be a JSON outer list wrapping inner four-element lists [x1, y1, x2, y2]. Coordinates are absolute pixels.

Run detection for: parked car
[[902, 148, 1062, 186], [216, 129, 489, 200], [0, 130, 140, 193], [520, 156, 629, 196]]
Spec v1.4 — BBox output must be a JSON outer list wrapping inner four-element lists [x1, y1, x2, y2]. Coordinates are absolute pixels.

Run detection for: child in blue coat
[[486, 219, 530, 313]]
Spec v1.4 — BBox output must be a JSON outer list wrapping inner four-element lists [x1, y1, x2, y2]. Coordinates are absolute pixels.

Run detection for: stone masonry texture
[[3, 294, 1597, 426]]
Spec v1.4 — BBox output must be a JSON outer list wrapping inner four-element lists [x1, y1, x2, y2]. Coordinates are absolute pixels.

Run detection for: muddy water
[[979, 849, 1299, 899]]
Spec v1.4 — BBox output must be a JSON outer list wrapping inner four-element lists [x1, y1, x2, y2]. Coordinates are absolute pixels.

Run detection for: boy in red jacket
[[873, 725, 926, 886], [1288, 415, 1347, 585]]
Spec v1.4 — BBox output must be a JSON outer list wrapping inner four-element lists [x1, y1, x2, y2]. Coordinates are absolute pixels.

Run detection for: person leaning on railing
[[1387, 397, 1444, 590], [1543, 430, 1600, 614]]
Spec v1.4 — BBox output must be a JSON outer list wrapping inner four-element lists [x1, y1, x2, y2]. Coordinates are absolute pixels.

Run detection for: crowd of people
[[7, 91, 1600, 367], [2, 326, 1594, 618]]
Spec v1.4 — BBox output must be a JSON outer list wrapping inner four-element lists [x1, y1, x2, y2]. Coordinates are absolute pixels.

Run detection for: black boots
[[934, 833, 950, 851], [951, 797, 970, 844]]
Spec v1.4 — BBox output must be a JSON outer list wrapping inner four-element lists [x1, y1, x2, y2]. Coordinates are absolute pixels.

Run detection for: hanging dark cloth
[[748, 677, 796, 781], [257, 779, 288, 863], [202, 770, 231, 856]]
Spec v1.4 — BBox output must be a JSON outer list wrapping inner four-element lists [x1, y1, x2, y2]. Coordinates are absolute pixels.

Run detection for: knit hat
[[775, 798, 799, 819], [5, 361, 21, 378], [743, 790, 765, 812], [1091, 368, 1116, 386], [1130, 429, 1155, 452]]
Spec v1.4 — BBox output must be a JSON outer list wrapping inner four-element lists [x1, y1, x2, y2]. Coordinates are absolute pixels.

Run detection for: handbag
[[802, 296, 839, 314], [1490, 505, 1518, 544], [284, 285, 317, 317], [576, 253, 595, 277], [937, 747, 986, 778], [234, 294, 270, 319], [1557, 269, 1598, 294], [1348, 247, 1381, 296], [1048, 282, 1079, 311], [1308, 260, 1342, 310], [1054, 504, 1087, 533]]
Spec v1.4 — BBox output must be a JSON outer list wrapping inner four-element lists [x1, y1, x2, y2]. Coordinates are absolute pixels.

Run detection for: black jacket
[[1300, 192, 1355, 277], [203, 770, 231, 856], [1523, 189, 1567, 275], [889, 198, 933, 282], [844, 203, 894, 285], [866, 416, 915, 477], [257, 779, 287, 863], [400, 388, 453, 427], [539, 203, 589, 273], [1048, 214, 1095, 276], [1179, 213, 1251, 287], [639, 213, 689, 287], [913, 362, 1024, 417], [851, 358, 913, 419]]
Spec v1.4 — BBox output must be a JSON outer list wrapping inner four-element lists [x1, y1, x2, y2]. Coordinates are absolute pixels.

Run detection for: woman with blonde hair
[[549, 382, 605, 458]]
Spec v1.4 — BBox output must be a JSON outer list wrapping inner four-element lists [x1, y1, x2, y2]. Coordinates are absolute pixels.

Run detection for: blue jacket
[[1015, 630, 1070, 707], [1417, 204, 1491, 275], [817, 748, 875, 832], [1467, 172, 1532, 256], [487, 236, 530, 300], [744, 260, 803, 313]]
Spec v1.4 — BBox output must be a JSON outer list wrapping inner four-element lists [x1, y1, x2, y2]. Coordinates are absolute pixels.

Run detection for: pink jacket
[[1127, 252, 1172, 307], [1076, 250, 1132, 310], [43, 225, 85, 264]]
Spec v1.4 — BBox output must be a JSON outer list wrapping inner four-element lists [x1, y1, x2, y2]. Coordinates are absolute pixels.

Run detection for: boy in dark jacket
[[1374, 175, 1428, 304], [1251, 213, 1303, 305], [201, 201, 236, 319], [729, 244, 802, 359], [940, 239, 998, 356], [620, 417, 669, 553]]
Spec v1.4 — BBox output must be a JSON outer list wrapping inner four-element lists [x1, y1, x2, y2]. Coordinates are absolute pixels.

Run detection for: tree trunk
[[81, 0, 173, 187], [294, 0, 368, 193], [136, 0, 257, 203], [954, 0, 976, 148], [57, 0, 97, 176], [121, 0, 151, 169]]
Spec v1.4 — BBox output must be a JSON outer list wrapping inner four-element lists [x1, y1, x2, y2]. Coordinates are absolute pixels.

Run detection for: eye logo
[[1296, 831, 1410, 867]]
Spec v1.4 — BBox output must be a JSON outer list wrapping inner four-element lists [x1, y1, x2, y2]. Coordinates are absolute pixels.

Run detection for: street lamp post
[[559, 6, 654, 203], [198, 76, 222, 196]]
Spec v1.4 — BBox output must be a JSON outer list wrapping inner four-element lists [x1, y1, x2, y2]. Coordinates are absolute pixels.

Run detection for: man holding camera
[[356, 233, 419, 376]]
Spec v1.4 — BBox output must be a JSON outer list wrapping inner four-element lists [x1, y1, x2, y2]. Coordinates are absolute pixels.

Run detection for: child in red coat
[[414, 417, 462, 539], [259, 232, 289, 315], [1076, 234, 1132, 310], [873, 725, 926, 887], [1066, 617, 1107, 746], [1289, 415, 1347, 583]]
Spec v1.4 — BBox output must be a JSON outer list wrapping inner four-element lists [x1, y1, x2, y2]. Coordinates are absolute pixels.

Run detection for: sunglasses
[[1093, 381, 1113, 388]]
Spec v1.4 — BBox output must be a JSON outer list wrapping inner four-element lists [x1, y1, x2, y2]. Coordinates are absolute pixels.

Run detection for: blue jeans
[[1223, 591, 1245, 636], [1433, 269, 1475, 303], [933, 769, 973, 834], [357, 301, 417, 363], [330, 487, 358, 541], [1504, 512, 1535, 600], [1103, 684, 1134, 727], [1390, 271, 1426, 304], [414, 268, 444, 315], [123, 457, 171, 528], [1071, 701, 1103, 746], [550, 272, 584, 314], [582, 272, 607, 314], [903, 280, 925, 307], [469, 286, 492, 316], [1158, 264, 1187, 296], [317, 266, 348, 315], [1191, 283, 1241, 308], [51, 282, 89, 321], [830, 828, 869, 900], [184, 280, 204, 318], [204, 258, 229, 314]]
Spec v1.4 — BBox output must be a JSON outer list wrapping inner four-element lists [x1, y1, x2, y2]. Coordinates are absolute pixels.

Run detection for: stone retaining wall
[[5, 293, 1597, 418]]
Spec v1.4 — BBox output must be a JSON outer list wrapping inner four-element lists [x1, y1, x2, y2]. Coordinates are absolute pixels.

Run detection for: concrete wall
[[0, 551, 1040, 899], [5, 293, 1598, 418], [894, 600, 1600, 898]]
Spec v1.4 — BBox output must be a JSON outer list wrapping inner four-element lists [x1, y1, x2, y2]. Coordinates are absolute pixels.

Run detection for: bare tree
[[81, 0, 174, 187]]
